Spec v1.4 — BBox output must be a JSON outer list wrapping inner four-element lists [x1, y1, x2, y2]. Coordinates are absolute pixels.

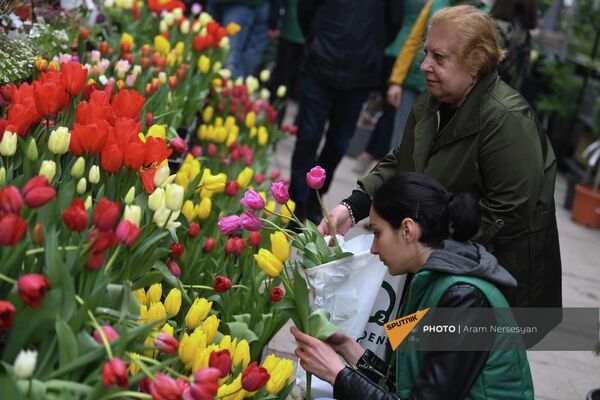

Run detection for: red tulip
[[70, 121, 111, 156], [203, 237, 216, 253], [187, 222, 200, 238], [102, 357, 128, 389], [32, 79, 68, 117], [213, 276, 232, 293], [149, 372, 187, 400], [170, 137, 187, 154], [123, 139, 146, 170], [63, 198, 88, 232], [224, 237, 244, 256], [116, 220, 141, 246], [206, 143, 217, 156], [0, 214, 27, 246], [61, 62, 88, 97], [209, 349, 231, 378], [93, 325, 119, 344], [80, 27, 89, 40], [186, 368, 220, 400], [88, 229, 119, 252], [0, 301, 16, 331], [93, 198, 121, 232], [155, 333, 179, 354], [166, 259, 181, 277], [82, 82, 98, 101], [248, 231, 261, 247], [270, 169, 281, 180], [145, 112, 154, 127], [269, 287, 284, 302], [7, 102, 40, 136], [253, 173, 264, 185], [112, 89, 145, 119], [0, 185, 23, 213], [224, 181, 239, 197], [100, 140, 124, 173], [17, 274, 51, 308], [86, 250, 105, 270], [168, 242, 184, 259], [144, 136, 172, 166], [21, 176, 56, 209], [139, 377, 153, 393], [241, 362, 270, 392]]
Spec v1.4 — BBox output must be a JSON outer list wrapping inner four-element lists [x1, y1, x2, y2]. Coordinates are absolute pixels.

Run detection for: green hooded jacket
[[359, 71, 562, 310]]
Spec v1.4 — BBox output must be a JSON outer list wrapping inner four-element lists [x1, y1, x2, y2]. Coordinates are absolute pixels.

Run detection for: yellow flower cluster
[[254, 231, 290, 278], [197, 115, 239, 147], [262, 354, 294, 394], [175, 154, 201, 191]]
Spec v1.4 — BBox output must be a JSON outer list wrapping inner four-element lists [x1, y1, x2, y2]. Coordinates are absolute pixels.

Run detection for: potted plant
[[571, 138, 600, 227]]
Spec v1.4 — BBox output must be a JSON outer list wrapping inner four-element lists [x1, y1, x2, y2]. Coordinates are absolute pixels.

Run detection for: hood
[[422, 239, 516, 288]]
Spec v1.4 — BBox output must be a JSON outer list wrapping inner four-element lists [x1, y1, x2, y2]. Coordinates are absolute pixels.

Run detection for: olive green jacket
[[359, 71, 562, 309]]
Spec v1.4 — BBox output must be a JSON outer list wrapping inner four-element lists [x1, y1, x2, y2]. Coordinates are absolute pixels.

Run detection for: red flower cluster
[[0, 301, 16, 331], [147, 0, 185, 13], [193, 21, 227, 52]]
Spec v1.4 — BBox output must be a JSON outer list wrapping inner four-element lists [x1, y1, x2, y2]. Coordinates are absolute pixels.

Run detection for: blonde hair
[[429, 5, 505, 76]]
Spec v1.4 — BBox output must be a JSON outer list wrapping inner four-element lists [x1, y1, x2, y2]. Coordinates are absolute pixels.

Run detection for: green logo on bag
[[369, 281, 396, 326]]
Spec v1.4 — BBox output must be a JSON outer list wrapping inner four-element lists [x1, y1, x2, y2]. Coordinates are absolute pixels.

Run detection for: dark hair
[[490, 0, 538, 30], [372, 173, 480, 246]]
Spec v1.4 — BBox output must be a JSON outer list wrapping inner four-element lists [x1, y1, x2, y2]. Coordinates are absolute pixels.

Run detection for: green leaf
[[292, 268, 310, 333], [55, 318, 79, 369], [233, 314, 251, 325], [309, 308, 339, 340], [226, 321, 259, 344], [131, 271, 164, 290]]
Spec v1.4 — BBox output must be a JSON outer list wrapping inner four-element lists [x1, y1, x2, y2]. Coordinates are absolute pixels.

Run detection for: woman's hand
[[290, 327, 346, 385], [326, 332, 366, 366], [387, 84, 403, 109], [317, 204, 352, 237]]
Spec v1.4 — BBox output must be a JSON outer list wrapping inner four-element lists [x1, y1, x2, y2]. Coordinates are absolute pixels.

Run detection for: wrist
[[326, 362, 346, 386]]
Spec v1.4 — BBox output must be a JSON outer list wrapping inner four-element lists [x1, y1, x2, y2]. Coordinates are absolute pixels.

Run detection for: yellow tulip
[[128, 352, 140, 375], [164, 288, 182, 317], [202, 107, 213, 123], [196, 197, 212, 220], [261, 353, 279, 372], [154, 35, 171, 55], [226, 126, 239, 147], [265, 357, 294, 394], [249, 126, 257, 138], [48, 126, 71, 155], [214, 126, 228, 143], [147, 302, 167, 327], [185, 298, 212, 329], [148, 187, 165, 212], [181, 200, 196, 223], [270, 231, 290, 263], [134, 288, 146, 306], [217, 375, 246, 400], [236, 167, 253, 189], [232, 339, 250, 369], [280, 199, 296, 225], [200, 169, 227, 192], [139, 304, 147, 324], [161, 322, 174, 336], [192, 344, 218, 372], [39, 160, 56, 182], [124, 205, 141, 226], [265, 200, 276, 216], [124, 186, 136, 205], [258, 126, 268, 146], [226, 22, 241, 35], [71, 156, 85, 178], [175, 170, 190, 190], [146, 283, 162, 304], [254, 249, 283, 278], [175, 41, 184, 57], [245, 111, 256, 128], [165, 183, 184, 211], [121, 32, 134, 49], [198, 55, 211, 74], [201, 314, 220, 343], [179, 328, 207, 367], [144, 335, 155, 357], [219, 335, 238, 355], [148, 124, 166, 139]]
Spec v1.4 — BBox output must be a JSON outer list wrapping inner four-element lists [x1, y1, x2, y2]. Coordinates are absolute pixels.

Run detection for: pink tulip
[[102, 357, 128, 389], [150, 373, 187, 400], [0, 185, 23, 213], [115, 220, 140, 246], [93, 325, 119, 344], [306, 166, 326, 190], [217, 215, 241, 235], [270, 181, 289, 205], [17, 274, 51, 308], [239, 189, 265, 211], [240, 211, 261, 231], [155, 333, 179, 354]]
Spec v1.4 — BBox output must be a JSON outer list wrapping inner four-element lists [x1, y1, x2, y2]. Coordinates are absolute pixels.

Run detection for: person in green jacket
[[292, 172, 534, 399], [319, 5, 562, 315]]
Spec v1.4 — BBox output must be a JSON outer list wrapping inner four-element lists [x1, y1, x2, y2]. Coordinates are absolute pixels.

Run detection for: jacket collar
[[412, 71, 499, 172]]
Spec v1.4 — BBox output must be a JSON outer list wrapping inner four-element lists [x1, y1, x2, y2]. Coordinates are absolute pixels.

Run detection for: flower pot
[[571, 184, 600, 228]]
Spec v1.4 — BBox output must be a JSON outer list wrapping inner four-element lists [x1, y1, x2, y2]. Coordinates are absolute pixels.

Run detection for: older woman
[[320, 5, 561, 311]]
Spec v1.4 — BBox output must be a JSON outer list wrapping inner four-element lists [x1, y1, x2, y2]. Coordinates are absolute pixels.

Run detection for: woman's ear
[[401, 218, 420, 242]]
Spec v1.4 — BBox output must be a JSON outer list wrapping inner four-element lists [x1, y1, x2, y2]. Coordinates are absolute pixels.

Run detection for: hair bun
[[447, 192, 480, 241]]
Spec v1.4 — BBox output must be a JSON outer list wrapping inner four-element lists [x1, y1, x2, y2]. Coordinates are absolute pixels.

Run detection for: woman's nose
[[370, 244, 378, 255], [420, 56, 432, 72]]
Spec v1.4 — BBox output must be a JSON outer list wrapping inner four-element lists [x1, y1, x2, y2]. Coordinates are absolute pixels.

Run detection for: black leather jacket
[[333, 283, 491, 400]]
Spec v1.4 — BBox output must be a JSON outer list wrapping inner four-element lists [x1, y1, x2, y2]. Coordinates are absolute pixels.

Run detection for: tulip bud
[[167, 259, 181, 277], [187, 222, 200, 238], [155, 333, 179, 354], [14, 349, 37, 379], [146, 284, 162, 304], [71, 157, 86, 178], [241, 362, 270, 392], [269, 287, 284, 302], [39, 160, 56, 182], [93, 325, 119, 344], [260, 88, 270, 101], [164, 288, 182, 317], [26, 138, 38, 161], [123, 204, 141, 226], [89, 165, 100, 184], [165, 184, 184, 211], [148, 187, 165, 211], [84, 195, 93, 210], [213, 276, 232, 293], [276, 85, 287, 98], [0, 131, 17, 156], [259, 69, 271, 82], [102, 357, 128, 389], [76, 178, 87, 195], [17, 274, 51, 308], [170, 137, 187, 154], [154, 164, 172, 188], [124, 186, 135, 204], [203, 237, 216, 253], [169, 242, 185, 259], [248, 231, 261, 247]]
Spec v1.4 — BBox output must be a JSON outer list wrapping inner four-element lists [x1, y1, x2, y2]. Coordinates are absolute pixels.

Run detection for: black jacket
[[297, 0, 390, 89], [333, 282, 491, 400]]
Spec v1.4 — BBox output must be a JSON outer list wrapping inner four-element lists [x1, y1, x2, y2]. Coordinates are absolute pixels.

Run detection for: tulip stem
[[127, 354, 156, 381], [259, 217, 295, 240], [181, 284, 212, 290], [285, 203, 305, 229], [75, 295, 113, 359], [102, 391, 152, 399], [135, 355, 191, 382], [103, 245, 121, 274], [25, 245, 79, 256], [315, 190, 339, 248], [0, 272, 17, 285]]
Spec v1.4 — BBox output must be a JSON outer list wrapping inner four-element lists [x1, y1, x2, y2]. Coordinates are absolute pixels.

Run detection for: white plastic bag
[[296, 234, 406, 398]]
